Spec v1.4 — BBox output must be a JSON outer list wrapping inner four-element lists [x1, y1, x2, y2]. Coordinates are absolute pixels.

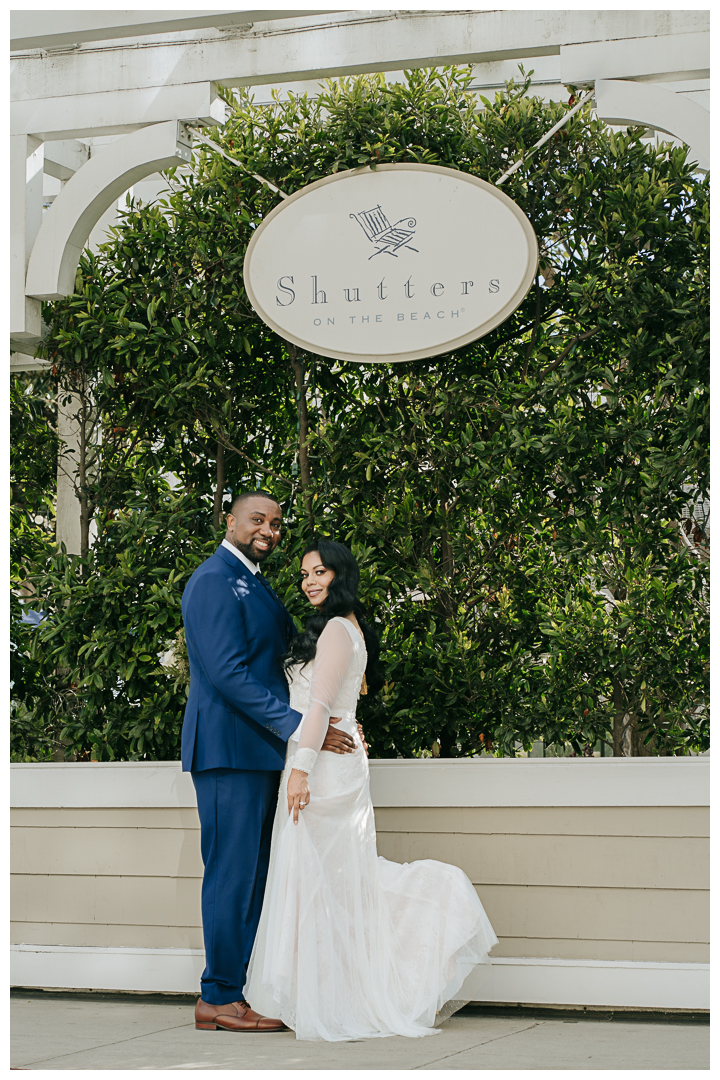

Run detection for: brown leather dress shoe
[[195, 998, 288, 1032]]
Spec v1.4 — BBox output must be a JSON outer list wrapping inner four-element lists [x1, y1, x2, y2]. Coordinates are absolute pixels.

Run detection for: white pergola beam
[[244, 55, 569, 107], [25, 121, 194, 301], [10, 10, 332, 51], [595, 79, 710, 171], [560, 31, 709, 86], [11, 9, 709, 104], [44, 140, 90, 181], [11, 135, 44, 347], [13, 82, 226, 142], [11, 351, 51, 371]]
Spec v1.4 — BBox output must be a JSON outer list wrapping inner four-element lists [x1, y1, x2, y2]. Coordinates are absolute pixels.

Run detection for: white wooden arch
[[594, 79, 709, 171], [25, 121, 195, 301]]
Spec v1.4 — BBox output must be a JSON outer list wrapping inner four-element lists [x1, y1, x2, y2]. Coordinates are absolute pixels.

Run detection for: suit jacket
[[181, 545, 302, 772]]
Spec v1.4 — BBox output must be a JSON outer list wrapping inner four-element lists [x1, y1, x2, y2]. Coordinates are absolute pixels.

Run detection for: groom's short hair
[[228, 489, 280, 516]]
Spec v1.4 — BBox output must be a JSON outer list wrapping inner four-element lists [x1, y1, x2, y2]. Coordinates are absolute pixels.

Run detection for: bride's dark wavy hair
[[283, 537, 383, 696]]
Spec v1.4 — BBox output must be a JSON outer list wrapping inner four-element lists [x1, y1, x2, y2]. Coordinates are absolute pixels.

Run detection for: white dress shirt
[[221, 538, 259, 576]]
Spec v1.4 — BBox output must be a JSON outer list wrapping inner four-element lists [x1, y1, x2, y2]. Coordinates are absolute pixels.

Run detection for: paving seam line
[[412, 1021, 544, 1069], [14, 1020, 195, 1069]]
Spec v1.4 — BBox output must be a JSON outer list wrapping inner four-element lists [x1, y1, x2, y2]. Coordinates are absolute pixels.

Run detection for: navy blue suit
[[181, 544, 302, 1004]]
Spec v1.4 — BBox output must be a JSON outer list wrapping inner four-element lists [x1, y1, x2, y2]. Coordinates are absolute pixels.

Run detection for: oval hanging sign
[[243, 163, 538, 364]]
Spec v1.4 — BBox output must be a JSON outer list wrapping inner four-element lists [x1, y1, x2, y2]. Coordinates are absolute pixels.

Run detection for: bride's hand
[[287, 768, 311, 824]]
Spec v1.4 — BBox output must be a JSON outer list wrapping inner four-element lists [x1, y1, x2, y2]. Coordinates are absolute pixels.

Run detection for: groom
[[182, 489, 357, 1032]]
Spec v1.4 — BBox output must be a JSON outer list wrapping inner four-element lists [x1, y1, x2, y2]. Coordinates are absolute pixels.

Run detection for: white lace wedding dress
[[244, 616, 498, 1042]]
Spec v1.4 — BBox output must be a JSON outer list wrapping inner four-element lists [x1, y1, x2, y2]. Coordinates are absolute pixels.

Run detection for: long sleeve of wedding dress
[[291, 619, 355, 776]]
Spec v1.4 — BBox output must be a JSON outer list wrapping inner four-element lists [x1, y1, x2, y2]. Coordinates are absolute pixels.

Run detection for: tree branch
[[538, 326, 601, 379]]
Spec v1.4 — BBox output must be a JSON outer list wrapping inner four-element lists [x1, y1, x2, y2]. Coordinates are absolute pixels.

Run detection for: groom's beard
[[232, 538, 273, 563]]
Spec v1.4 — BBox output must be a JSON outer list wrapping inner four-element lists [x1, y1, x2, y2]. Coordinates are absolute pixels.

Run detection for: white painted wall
[[10, 759, 709, 1010]]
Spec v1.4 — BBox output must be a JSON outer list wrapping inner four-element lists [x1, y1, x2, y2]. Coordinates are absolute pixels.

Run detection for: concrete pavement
[[11, 993, 709, 1070]]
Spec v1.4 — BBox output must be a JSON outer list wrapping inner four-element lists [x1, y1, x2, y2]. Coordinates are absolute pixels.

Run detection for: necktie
[[256, 572, 282, 608], [256, 572, 294, 642]]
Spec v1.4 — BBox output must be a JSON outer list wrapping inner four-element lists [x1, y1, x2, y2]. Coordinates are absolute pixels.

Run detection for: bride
[[244, 538, 498, 1042]]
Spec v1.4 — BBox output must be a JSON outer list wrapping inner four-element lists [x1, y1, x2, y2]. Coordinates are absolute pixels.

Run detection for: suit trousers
[[192, 767, 281, 1005]]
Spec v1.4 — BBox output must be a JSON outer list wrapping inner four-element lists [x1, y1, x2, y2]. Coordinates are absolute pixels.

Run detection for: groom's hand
[[321, 718, 356, 754], [356, 723, 369, 757]]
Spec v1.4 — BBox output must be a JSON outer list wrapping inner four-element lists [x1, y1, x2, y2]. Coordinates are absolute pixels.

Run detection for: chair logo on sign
[[350, 205, 418, 259]]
